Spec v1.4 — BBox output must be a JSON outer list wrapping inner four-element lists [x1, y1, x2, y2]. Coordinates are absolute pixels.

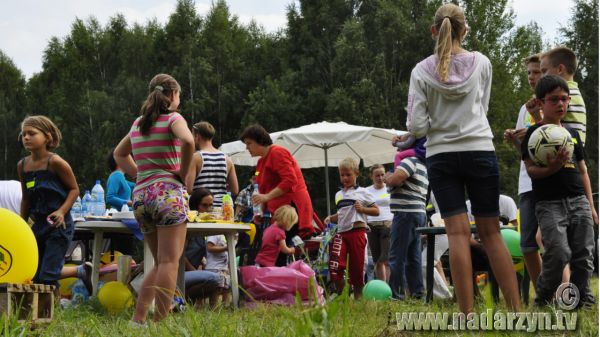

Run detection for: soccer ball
[[527, 124, 574, 166]]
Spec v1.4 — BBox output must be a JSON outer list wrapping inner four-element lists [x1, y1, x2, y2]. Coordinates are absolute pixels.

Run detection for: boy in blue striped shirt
[[385, 152, 429, 300]]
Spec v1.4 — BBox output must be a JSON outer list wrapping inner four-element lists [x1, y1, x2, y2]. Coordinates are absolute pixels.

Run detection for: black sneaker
[[533, 296, 553, 308], [577, 294, 595, 310], [80, 262, 94, 295]]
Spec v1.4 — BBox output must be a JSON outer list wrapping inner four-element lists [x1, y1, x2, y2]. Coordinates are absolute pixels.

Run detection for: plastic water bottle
[[71, 279, 89, 304], [222, 192, 234, 221], [91, 180, 106, 216], [82, 190, 92, 216], [251, 184, 262, 216], [71, 196, 82, 219]]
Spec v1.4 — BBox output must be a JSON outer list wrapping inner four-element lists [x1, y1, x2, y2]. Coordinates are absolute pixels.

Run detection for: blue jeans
[[32, 221, 74, 286], [185, 270, 221, 289], [185, 270, 221, 302], [519, 191, 539, 253], [389, 212, 426, 299]]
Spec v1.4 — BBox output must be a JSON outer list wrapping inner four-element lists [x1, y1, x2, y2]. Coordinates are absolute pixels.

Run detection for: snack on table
[[187, 211, 198, 222], [199, 212, 216, 221], [186, 211, 225, 222]]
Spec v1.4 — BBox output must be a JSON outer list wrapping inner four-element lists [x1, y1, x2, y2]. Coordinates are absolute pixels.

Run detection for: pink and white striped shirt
[[129, 112, 184, 192]]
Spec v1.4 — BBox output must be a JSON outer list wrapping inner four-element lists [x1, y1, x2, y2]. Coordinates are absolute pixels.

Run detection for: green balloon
[[362, 280, 392, 300], [501, 229, 523, 258]]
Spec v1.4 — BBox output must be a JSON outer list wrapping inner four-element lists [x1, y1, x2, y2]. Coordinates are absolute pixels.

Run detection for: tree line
[[0, 0, 597, 216]]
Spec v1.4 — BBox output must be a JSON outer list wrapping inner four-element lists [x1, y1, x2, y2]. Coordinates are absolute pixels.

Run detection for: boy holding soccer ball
[[521, 74, 598, 308]]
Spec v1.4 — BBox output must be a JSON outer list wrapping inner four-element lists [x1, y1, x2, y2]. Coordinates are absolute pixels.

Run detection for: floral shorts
[[206, 269, 231, 289], [132, 182, 188, 233]]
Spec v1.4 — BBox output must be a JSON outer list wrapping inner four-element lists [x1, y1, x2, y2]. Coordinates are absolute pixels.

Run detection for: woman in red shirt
[[240, 124, 315, 239]]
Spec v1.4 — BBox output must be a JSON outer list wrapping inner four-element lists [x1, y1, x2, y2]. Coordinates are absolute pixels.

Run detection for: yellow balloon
[[100, 250, 123, 266], [0, 208, 38, 283], [58, 263, 78, 297], [98, 281, 134, 314], [245, 223, 256, 245]]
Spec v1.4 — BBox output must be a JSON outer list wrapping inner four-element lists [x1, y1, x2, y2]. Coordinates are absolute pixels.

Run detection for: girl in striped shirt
[[114, 73, 195, 324]]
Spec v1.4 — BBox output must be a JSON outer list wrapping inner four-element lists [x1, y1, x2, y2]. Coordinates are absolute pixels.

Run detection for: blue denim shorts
[[519, 191, 539, 253], [426, 151, 500, 218]]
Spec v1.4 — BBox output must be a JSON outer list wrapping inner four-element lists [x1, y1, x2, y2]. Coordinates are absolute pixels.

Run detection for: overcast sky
[[0, 0, 575, 79]]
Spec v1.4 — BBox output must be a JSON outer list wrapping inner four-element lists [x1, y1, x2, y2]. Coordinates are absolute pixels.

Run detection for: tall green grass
[[1, 278, 598, 337]]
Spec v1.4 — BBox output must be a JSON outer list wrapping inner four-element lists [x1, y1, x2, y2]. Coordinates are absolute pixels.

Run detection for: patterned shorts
[[206, 269, 231, 289], [132, 182, 188, 233]]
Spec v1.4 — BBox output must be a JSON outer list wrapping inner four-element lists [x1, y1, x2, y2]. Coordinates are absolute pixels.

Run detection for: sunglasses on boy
[[541, 95, 571, 105]]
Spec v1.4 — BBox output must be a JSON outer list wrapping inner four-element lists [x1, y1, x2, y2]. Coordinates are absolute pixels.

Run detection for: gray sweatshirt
[[406, 51, 495, 157]]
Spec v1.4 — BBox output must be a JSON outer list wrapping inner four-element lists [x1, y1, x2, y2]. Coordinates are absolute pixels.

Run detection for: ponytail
[[138, 74, 181, 135], [435, 17, 454, 82], [432, 4, 467, 82]]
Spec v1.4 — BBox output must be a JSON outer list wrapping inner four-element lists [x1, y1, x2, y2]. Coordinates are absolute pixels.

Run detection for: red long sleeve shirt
[[256, 145, 315, 237]]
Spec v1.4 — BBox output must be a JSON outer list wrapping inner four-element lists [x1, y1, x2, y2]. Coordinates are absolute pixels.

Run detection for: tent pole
[[324, 147, 331, 216]]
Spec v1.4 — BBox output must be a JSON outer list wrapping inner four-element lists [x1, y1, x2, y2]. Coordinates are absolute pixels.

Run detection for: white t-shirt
[[466, 195, 518, 224], [516, 103, 535, 194], [0, 180, 22, 214], [334, 186, 376, 233], [206, 235, 228, 271], [365, 185, 393, 222]]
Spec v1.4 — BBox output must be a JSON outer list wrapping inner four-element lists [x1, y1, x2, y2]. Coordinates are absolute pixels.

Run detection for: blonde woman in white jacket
[[406, 3, 520, 313]]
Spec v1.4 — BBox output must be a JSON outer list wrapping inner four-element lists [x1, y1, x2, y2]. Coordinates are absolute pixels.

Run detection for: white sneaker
[[128, 320, 147, 329]]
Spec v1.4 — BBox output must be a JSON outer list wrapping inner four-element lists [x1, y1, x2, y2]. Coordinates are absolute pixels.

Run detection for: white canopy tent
[[220, 121, 406, 214]]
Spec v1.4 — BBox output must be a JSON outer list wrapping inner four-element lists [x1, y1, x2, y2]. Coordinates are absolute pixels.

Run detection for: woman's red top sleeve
[[256, 145, 315, 238]]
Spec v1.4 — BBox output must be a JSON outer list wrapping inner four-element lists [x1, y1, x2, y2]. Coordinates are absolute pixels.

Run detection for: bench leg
[[426, 234, 435, 303]]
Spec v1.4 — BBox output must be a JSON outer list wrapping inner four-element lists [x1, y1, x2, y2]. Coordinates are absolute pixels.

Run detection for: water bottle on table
[[251, 184, 262, 216], [91, 180, 106, 216], [70, 196, 82, 219], [82, 190, 92, 217]]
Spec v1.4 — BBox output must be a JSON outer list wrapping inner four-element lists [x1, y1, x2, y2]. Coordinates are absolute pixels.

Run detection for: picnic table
[[75, 220, 250, 308]]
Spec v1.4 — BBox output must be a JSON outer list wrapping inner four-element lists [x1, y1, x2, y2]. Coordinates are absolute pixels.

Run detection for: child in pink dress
[[255, 205, 298, 267]]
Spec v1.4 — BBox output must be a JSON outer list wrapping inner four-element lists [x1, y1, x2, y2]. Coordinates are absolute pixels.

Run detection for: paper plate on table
[[84, 215, 113, 221], [112, 211, 135, 220], [197, 219, 239, 224]]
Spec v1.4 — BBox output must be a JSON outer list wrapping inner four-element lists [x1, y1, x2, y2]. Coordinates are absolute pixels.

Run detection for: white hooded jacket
[[406, 51, 494, 157]]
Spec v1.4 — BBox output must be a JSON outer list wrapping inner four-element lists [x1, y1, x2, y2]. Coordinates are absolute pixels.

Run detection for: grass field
[[2, 278, 598, 337]]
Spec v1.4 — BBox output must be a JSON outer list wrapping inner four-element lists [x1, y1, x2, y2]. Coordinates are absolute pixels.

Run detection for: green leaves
[[0, 0, 596, 208], [0, 51, 27, 179]]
